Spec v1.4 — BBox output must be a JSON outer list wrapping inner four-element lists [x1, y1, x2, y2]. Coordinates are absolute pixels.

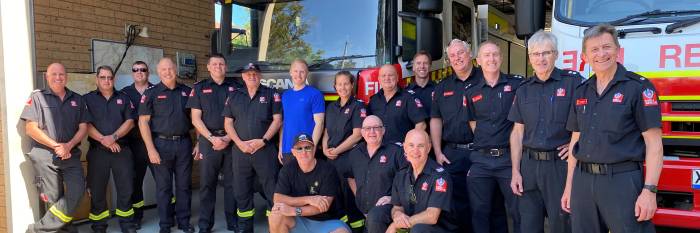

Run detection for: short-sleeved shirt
[[20, 88, 90, 147], [566, 63, 661, 163], [83, 89, 136, 144], [121, 82, 154, 140], [281, 86, 325, 153], [186, 77, 241, 131], [347, 142, 407, 214], [406, 80, 435, 115], [368, 89, 428, 144], [324, 97, 366, 148], [275, 159, 343, 221], [138, 82, 193, 136], [508, 68, 583, 150], [465, 73, 523, 149], [392, 160, 452, 229], [221, 85, 282, 141], [430, 68, 481, 144]]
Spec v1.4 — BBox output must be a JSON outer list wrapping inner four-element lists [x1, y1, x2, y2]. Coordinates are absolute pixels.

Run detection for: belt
[[210, 129, 226, 136], [525, 148, 558, 161], [477, 148, 509, 157], [445, 142, 472, 150], [155, 134, 187, 140], [578, 161, 641, 175]]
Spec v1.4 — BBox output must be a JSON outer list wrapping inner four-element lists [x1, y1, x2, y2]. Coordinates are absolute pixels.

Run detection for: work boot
[[236, 217, 254, 233]]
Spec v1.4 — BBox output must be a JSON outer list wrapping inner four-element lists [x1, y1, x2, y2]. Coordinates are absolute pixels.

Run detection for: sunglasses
[[293, 145, 314, 152], [132, 68, 148, 73], [98, 76, 114, 81]]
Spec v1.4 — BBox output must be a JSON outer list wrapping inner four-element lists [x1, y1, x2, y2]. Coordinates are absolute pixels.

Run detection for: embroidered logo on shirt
[[202, 88, 213, 94], [229, 86, 235, 92], [273, 93, 281, 102], [642, 89, 658, 106], [613, 93, 624, 103], [443, 91, 454, 97], [360, 108, 367, 118], [576, 98, 587, 106], [414, 98, 423, 108], [182, 91, 188, 97], [116, 99, 123, 105], [70, 100, 77, 107], [421, 182, 429, 191], [26, 98, 32, 106], [344, 108, 350, 114], [435, 178, 447, 192], [309, 181, 319, 195], [556, 88, 566, 97], [431, 91, 435, 100], [260, 96, 267, 103], [379, 155, 387, 164], [395, 100, 402, 107], [504, 85, 512, 92], [140, 95, 147, 103], [472, 94, 483, 103]]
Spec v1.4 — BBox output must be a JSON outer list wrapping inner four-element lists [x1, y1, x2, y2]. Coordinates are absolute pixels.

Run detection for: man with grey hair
[[429, 38, 480, 232], [508, 29, 582, 233], [561, 24, 662, 233]]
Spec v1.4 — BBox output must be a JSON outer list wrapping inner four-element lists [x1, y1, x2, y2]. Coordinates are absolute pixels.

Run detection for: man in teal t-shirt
[[280, 59, 325, 164]]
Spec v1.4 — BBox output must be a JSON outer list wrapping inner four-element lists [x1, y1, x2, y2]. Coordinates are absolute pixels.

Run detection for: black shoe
[[178, 226, 195, 233], [93, 229, 107, 233], [198, 229, 212, 233], [227, 222, 238, 232], [121, 228, 137, 233], [159, 228, 171, 233], [236, 218, 254, 233]]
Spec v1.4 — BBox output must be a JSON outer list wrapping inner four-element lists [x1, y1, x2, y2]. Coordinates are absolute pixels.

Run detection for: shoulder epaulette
[[510, 74, 524, 79], [407, 89, 416, 94], [435, 167, 445, 173], [193, 80, 205, 85], [625, 71, 648, 83]]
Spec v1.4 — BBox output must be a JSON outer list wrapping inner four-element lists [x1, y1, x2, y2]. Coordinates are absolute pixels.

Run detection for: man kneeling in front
[[269, 133, 351, 233]]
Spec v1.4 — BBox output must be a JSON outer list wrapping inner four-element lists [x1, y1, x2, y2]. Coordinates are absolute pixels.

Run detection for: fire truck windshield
[[554, 0, 700, 26], [224, 0, 385, 71]]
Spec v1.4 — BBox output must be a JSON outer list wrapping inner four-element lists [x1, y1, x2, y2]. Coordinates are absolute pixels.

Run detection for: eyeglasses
[[98, 76, 114, 81], [293, 145, 314, 152], [132, 68, 148, 73], [361, 125, 384, 132], [528, 50, 555, 58]]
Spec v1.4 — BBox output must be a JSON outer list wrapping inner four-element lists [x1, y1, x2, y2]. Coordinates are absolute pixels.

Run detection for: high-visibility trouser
[[87, 144, 135, 229], [27, 147, 85, 233], [231, 144, 279, 224], [128, 137, 156, 223]]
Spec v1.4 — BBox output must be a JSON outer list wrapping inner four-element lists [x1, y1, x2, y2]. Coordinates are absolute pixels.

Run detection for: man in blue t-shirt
[[280, 59, 325, 164]]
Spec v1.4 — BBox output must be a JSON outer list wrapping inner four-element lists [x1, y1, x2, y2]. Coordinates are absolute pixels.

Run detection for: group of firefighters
[[22, 23, 662, 233]]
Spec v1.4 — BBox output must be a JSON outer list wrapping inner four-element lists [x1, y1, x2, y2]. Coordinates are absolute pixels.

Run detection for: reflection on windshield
[[555, 0, 700, 25], [233, 0, 384, 70]]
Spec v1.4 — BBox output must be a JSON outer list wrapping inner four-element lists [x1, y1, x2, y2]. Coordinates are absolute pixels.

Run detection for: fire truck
[[212, 0, 527, 102], [517, 0, 700, 229]]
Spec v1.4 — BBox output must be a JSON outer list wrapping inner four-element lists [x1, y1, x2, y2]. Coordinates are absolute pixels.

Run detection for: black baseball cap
[[237, 63, 260, 73], [293, 133, 314, 146]]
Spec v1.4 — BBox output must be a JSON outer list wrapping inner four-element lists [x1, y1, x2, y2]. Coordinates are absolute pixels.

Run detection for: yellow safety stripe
[[171, 197, 176, 204], [49, 205, 73, 223], [88, 210, 110, 221], [340, 215, 348, 222], [115, 208, 135, 217], [266, 209, 271, 217], [324, 95, 339, 102], [659, 95, 700, 101], [349, 219, 365, 228], [662, 116, 700, 122], [637, 70, 700, 79], [132, 200, 145, 208], [663, 135, 700, 140], [237, 209, 255, 218]]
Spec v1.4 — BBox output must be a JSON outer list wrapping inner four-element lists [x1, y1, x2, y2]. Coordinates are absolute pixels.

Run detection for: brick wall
[[33, 0, 214, 78]]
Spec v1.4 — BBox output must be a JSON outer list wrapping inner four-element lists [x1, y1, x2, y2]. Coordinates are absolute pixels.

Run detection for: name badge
[[472, 94, 483, 103], [443, 91, 454, 96], [202, 88, 213, 94], [576, 98, 587, 106]]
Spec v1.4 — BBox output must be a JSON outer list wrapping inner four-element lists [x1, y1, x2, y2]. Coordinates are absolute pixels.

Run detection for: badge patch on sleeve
[[273, 93, 281, 102], [360, 108, 367, 118], [612, 93, 624, 103], [556, 88, 566, 97], [435, 178, 447, 192], [642, 89, 658, 106], [26, 98, 32, 106], [414, 98, 423, 108]]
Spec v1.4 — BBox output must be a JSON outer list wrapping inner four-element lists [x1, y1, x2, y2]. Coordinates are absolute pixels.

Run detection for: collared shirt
[[121, 82, 154, 139], [21, 88, 90, 146], [368, 89, 428, 143], [430, 68, 481, 144], [566, 63, 661, 163], [275, 159, 343, 221], [347, 142, 407, 214], [84, 89, 135, 144], [465, 72, 522, 149], [392, 160, 452, 230], [324, 97, 366, 148], [406, 80, 436, 115], [138, 82, 193, 136], [186, 77, 241, 131], [221, 85, 282, 141], [508, 68, 583, 150]]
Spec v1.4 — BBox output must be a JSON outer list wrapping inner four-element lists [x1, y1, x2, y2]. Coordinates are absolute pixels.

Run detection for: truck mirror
[[418, 0, 442, 14], [416, 16, 443, 61], [515, 0, 545, 39]]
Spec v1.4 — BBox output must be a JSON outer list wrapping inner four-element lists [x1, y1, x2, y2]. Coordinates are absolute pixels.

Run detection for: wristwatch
[[643, 184, 658, 193], [295, 207, 302, 216], [262, 138, 270, 145], [111, 134, 118, 140]]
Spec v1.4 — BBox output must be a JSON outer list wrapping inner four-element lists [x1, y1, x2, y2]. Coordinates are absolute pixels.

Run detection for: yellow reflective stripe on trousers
[[132, 200, 145, 208], [349, 219, 365, 228], [237, 209, 255, 218], [49, 205, 73, 223], [171, 197, 176, 204], [340, 215, 349, 222], [115, 208, 135, 217], [88, 210, 110, 221]]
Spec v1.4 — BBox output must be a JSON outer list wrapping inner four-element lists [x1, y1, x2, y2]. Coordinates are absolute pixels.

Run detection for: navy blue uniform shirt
[[138, 82, 193, 136], [84, 89, 135, 144], [465, 73, 523, 149], [347, 142, 408, 214], [186, 77, 241, 131], [391, 159, 452, 229], [368, 89, 428, 143], [430, 68, 481, 144], [21, 88, 91, 146], [221, 85, 282, 141]]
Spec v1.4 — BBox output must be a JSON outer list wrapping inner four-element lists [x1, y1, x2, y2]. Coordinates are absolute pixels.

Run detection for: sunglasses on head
[[132, 68, 148, 73], [293, 145, 314, 152]]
